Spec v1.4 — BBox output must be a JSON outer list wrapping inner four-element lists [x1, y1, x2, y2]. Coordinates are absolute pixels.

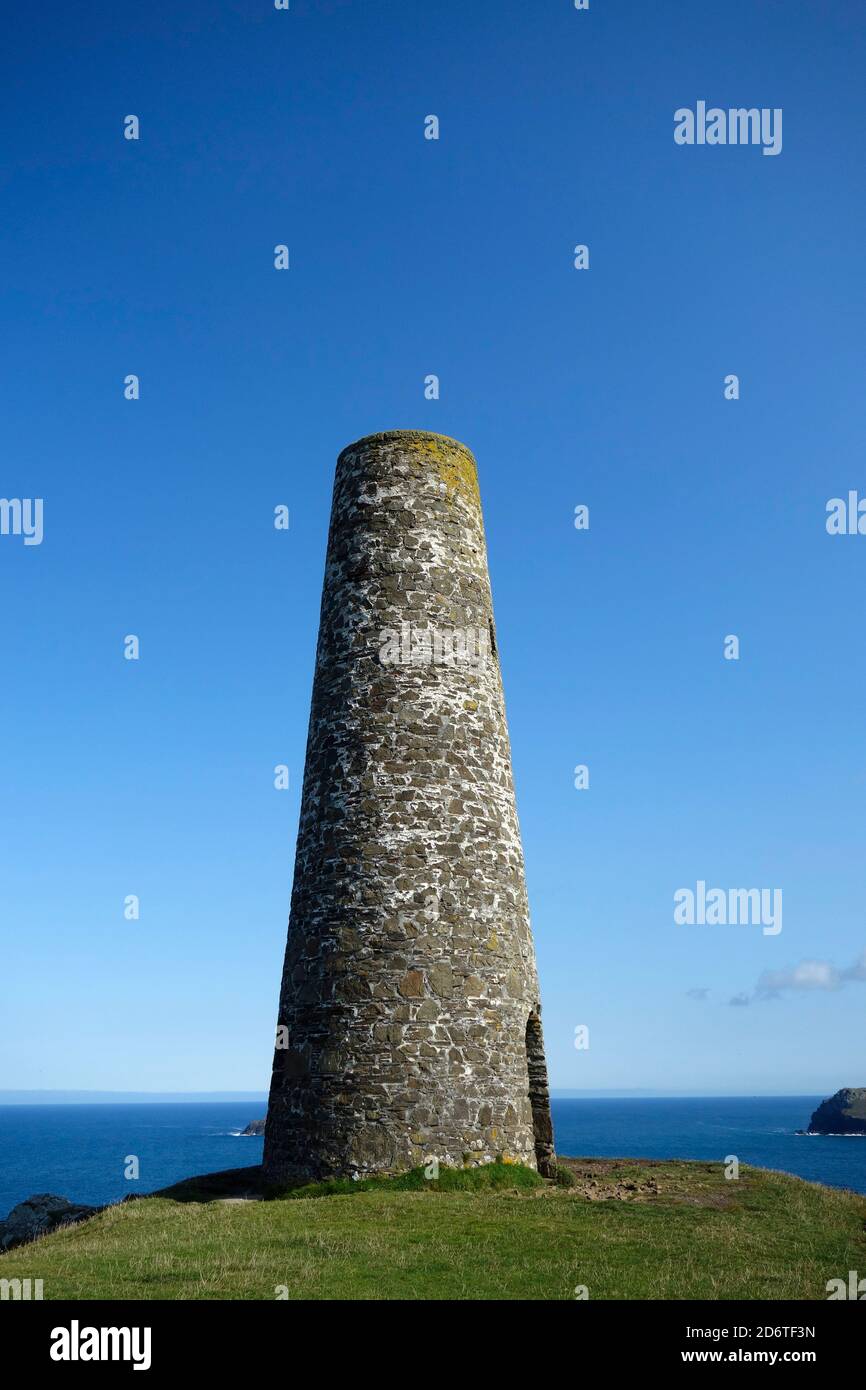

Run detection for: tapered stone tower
[[263, 430, 554, 1182]]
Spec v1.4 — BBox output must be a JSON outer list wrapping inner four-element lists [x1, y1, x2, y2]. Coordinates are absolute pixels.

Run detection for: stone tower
[[263, 430, 554, 1182]]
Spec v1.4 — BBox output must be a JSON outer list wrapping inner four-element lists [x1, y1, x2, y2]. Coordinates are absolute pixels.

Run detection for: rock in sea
[[806, 1088, 866, 1135]]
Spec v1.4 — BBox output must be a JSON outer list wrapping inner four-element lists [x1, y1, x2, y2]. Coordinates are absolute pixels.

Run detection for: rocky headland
[[804, 1088, 866, 1135]]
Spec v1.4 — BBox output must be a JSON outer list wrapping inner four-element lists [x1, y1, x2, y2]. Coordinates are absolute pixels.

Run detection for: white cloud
[[745, 948, 866, 1002], [757, 959, 841, 997]]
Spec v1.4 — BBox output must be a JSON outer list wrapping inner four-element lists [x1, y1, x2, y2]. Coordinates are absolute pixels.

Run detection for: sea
[[1, 1095, 865, 1217]]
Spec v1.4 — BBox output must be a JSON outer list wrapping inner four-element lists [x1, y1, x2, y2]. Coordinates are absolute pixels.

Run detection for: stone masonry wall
[[263, 430, 553, 1182]]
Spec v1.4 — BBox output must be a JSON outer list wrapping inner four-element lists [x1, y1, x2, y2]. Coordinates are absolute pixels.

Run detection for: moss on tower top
[[338, 429, 480, 511]]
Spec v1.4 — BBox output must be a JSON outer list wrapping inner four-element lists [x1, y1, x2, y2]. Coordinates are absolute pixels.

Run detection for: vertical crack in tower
[[263, 430, 554, 1181]]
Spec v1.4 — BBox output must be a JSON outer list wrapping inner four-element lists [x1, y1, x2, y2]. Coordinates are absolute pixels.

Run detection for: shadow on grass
[[147, 1165, 272, 1204], [148, 1161, 545, 1204]]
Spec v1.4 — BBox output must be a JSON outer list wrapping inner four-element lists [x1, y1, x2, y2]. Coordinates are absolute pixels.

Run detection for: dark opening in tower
[[525, 1012, 555, 1177]]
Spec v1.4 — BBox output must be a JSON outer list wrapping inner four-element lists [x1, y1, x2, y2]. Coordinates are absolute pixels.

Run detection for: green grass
[[2, 1158, 864, 1300], [278, 1159, 545, 1200]]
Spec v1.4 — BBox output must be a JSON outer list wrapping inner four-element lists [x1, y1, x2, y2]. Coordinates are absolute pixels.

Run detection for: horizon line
[[0, 1087, 830, 1105]]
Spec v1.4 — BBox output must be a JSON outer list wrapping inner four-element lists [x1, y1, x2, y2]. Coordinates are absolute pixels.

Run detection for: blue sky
[[1, 0, 864, 1096]]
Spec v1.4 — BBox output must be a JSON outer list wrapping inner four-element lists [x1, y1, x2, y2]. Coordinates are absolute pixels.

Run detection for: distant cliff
[[807, 1089, 866, 1135], [241, 1118, 266, 1136]]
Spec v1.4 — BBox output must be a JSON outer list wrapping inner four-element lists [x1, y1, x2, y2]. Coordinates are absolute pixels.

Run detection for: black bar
[[2, 1298, 858, 1373]]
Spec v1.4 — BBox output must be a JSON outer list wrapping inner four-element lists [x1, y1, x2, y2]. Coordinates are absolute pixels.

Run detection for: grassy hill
[[2, 1157, 864, 1300]]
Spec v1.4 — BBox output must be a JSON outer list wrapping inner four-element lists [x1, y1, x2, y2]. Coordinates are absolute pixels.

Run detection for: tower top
[[336, 430, 481, 512], [337, 429, 477, 464]]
